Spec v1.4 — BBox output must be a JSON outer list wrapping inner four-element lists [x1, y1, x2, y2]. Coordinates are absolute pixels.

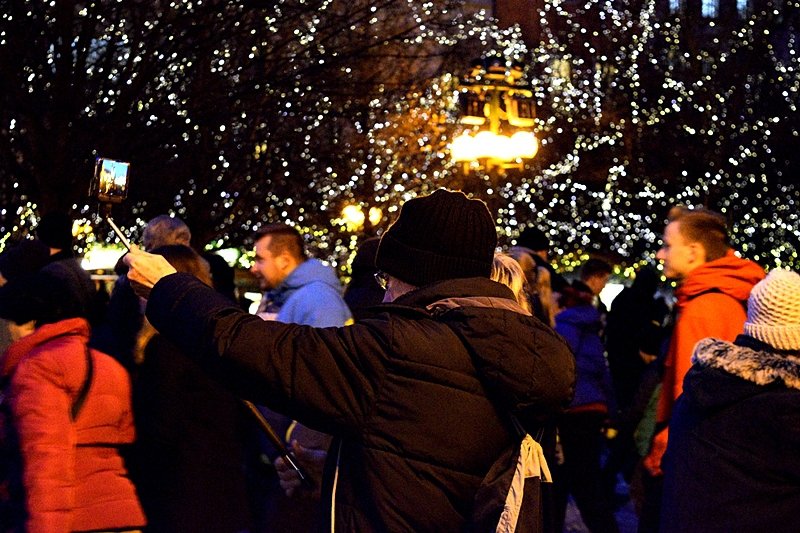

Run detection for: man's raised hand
[[123, 245, 177, 299]]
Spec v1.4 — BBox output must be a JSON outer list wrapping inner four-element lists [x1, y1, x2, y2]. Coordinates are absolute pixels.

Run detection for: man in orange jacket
[[640, 206, 764, 529]]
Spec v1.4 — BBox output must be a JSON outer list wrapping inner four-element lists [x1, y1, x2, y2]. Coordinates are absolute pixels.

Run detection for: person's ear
[[688, 242, 706, 264], [276, 250, 295, 273], [8, 320, 35, 342]]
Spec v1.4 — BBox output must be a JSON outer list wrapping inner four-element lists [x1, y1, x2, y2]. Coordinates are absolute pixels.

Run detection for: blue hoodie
[[263, 258, 352, 327]]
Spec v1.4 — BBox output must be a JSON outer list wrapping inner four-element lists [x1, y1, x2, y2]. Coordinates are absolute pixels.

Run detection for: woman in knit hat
[[0, 239, 52, 353], [660, 268, 800, 533]]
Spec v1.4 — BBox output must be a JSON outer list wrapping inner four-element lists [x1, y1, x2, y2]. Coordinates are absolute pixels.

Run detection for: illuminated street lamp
[[340, 203, 382, 232], [451, 130, 538, 162], [450, 58, 538, 169]]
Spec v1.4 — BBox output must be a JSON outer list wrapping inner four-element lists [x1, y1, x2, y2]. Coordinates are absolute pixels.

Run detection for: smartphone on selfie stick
[[88, 157, 132, 251]]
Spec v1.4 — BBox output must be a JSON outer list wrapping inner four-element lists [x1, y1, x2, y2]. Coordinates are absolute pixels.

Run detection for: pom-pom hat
[[743, 268, 800, 351], [375, 189, 497, 287]]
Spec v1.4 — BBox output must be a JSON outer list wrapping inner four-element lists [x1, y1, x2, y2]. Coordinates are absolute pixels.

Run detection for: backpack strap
[[70, 347, 94, 420], [688, 287, 747, 313], [434, 313, 551, 533]]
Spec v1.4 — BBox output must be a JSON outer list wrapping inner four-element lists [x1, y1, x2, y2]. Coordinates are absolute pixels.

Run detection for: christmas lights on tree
[[0, 0, 797, 274]]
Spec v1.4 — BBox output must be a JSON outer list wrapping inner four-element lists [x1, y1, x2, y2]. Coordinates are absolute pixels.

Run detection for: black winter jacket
[[661, 335, 800, 533], [146, 274, 576, 532]]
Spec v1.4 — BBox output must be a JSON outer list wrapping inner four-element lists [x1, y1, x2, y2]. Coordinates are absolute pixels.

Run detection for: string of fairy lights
[[1, 0, 798, 276]]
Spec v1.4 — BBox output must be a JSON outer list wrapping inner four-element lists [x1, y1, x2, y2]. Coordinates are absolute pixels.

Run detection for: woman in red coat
[[0, 267, 145, 533]]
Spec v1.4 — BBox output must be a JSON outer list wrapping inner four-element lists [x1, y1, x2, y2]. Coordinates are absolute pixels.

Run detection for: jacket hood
[[267, 258, 343, 307], [677, 250, 765, 306], [391, 278, 576, 424], [1, 317, 89, 377], [683, 336, 800, 410]]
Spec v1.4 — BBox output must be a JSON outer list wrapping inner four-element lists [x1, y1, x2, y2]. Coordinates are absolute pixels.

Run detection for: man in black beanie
[[124, 189, 575, 531]]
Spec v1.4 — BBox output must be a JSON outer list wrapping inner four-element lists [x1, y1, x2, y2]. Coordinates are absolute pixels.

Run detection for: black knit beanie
[[0, 269, 85, 326], [375, 189, 497, 287], [351, 237, 381, 278], [36, 212, 74, 252], [517, 226, 549, 252], [0, 239, 51, 282]]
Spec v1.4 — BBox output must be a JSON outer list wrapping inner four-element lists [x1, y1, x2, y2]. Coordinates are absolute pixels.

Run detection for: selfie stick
[[96, 201, 132, 252], [242, 400, 314, 488], [106, 215, 131, 251]]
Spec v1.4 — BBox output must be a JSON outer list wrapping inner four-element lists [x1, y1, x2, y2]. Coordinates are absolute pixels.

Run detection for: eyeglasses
[[374, 270, 389, 290]]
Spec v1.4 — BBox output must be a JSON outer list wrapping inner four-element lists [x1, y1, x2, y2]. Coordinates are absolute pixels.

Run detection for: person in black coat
[[516, 226, 569, 294], [605, 267, 669, 412], [661, 269, 800, 533], [128, 245, 253, 533], [124, 189, 576, 532], [91, 215, 192, 372]]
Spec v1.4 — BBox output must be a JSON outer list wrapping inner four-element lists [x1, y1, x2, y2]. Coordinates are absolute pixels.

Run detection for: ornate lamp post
[[450, 57, 538, 171]]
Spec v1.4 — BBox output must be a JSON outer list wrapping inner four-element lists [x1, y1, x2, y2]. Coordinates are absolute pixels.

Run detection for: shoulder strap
[[71, 347, 94, 420], [435, 316, 539, 441]]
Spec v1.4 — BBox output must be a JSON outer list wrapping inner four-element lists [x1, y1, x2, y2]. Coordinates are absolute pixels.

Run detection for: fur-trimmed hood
[[692, 337, 800, 391], [663, 335, 800, 533]]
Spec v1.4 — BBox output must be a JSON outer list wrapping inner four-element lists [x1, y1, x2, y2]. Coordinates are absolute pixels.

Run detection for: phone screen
[[90, 157, 130, 204]]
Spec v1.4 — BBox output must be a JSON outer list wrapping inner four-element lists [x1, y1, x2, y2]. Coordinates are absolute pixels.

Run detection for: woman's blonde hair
[[491, 253, 531, 314], [536, 266, 555, 327], [506, 248, 558, 326]]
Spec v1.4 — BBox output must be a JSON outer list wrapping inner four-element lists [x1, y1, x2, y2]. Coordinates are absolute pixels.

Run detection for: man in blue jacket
[[554, 259, 618, 533], [252, 224, 351, 327], [125, 189, 575, 532], [249, 223, 352, 530]]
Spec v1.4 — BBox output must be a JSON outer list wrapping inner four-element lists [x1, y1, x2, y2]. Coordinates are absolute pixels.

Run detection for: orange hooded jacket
[[644, 250, 765, 476], [657, 249, 765, 425]]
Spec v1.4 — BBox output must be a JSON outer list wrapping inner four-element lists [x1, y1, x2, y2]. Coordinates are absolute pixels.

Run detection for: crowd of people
[[0, 189, 798, 533]]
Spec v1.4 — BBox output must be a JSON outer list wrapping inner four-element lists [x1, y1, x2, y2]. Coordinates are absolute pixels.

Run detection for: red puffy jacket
[[2, 318, 145, 533]]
